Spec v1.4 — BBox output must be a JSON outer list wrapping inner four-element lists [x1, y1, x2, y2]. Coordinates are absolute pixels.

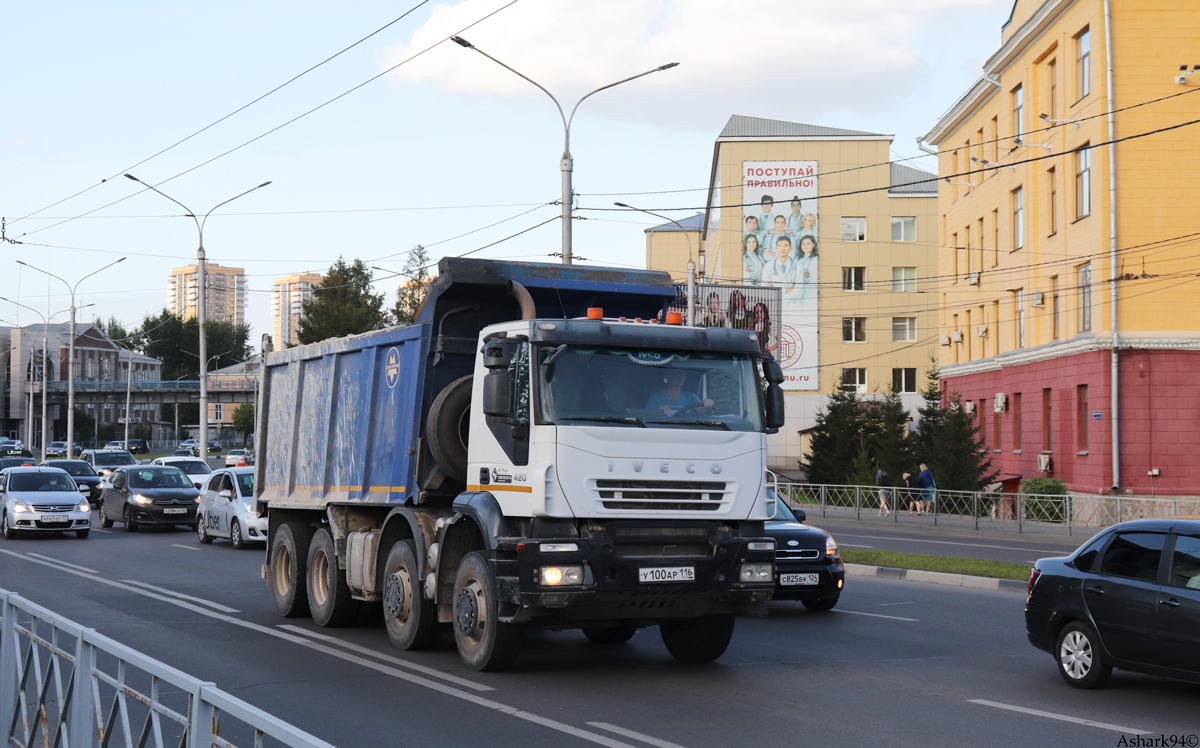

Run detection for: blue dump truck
[[255, 258, 786, 670]]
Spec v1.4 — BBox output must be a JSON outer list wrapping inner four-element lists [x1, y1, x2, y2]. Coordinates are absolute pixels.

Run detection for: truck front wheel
[[452, 552, 522, 671], [270, 520, 314, 618], [307, 527, 361, 626], [659, 614, 735, 663], [383, 540, 439, 650]]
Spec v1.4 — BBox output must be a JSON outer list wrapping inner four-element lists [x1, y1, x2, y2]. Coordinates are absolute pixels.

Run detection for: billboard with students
[[741, 161, 819, 391]]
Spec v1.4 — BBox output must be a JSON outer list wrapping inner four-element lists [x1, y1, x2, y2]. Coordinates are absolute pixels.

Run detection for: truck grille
[[591, 480, 730, 512], [610, 525, 714, 559]]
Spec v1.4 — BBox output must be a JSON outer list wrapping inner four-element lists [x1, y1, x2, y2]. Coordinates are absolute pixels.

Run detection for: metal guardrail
[[0, 588, 336, 748], [40, 380, 256, 392], [775, 482, 1200, 536]]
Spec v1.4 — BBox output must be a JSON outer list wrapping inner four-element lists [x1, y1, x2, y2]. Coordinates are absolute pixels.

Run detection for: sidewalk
[[791, 502, 1105, 542]]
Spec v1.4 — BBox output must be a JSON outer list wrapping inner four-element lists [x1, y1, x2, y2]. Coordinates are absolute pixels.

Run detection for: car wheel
[[76, 529, 90, 539], [583, 627, 638, 645], [1057, 621, 1112, 689], [197, 515, 213, 544], [99, 501, 113, 528], [270, 521, 313, 618], [659, 615, 736, 663], [382, 539, 439, 651], [307, 527, 360, 626], [802, 593, 841, 612], [230, 519, 244, 550], [123, 507, 138, 533], [452, 551, 523, 671], [1, 510, 16, 540]]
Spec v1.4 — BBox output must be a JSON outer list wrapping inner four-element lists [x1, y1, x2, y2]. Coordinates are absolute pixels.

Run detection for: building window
[[892, 266, 917, 292], [1077, 384, 1089, 451], [1075, 145, 1091, 218], [1013, 392, 1023, 450], [841, 368, 867, 395], [1012, 85, 1024, 138], [891, 217, 916, 242], [992, 399, 1001, 451], [992, 209, 999, 266], [1050, 276, 1061, 340], [1076, 28, 1091, 101], [1048, 167, 1057, 235], [842, 267, 865, 291], [892, 317, 917, 342], [952, 233, 959, 281], [1043, 388, 1053, 452], [1049, 58, 1058, 118], [213, 404, 224, 422], [1016, 289, 1026, 348], [1012, 187, 1024, 250], [840, 217, 866, 242], [892, 368, 917, 393], [842, 317, 867, 343], [1077, 263, 1092, 332], [977, 400, 987, 449]]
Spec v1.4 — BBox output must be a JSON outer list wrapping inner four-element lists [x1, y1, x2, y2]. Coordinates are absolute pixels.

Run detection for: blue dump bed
[[255, 257, 677, 511]]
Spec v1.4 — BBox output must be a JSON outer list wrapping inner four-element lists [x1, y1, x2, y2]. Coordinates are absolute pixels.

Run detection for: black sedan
[[765, 498, 845, 610], [43, 460, 102, 505], [99, 466, 200, 532], [1026, 517, 1200, 688]]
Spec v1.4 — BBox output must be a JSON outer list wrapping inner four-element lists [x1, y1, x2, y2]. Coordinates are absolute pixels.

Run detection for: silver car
[[196, 467, 265, 549], [151, 457, 213, 490], [1, 466, 92, 539]]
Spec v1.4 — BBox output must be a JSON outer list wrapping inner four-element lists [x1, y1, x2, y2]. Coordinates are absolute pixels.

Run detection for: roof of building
[[718, 115, 890, 140], [645, 213, 705, 233], [209, 360, 260, 377], [889, 162, 939, 195]]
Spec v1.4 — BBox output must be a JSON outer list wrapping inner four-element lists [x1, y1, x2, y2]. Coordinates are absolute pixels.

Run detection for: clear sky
[[1, 0, 1011, 344]]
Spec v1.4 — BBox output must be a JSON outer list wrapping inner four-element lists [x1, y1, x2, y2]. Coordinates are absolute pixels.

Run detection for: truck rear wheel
[[452, 551, 522, 671], [270, 520, 314, 618], [307, 527, 361, 627], [382, 540, 439, 650], [427, 375, 472, 483], [659, 614, 735, 663]]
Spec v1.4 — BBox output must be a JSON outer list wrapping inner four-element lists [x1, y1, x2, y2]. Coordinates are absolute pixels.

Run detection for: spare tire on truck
[[427, 375, 472, 483]]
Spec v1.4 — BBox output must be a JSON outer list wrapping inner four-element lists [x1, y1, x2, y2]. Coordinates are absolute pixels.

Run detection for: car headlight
[[12, 500, 30, 514], [539, 565, 583, 587], [133, 494, 152, 505], [739, 563, 773, 583], [194, 496, 202, 503], [77, 501, 90, 512], [826, 535, 839, 556]]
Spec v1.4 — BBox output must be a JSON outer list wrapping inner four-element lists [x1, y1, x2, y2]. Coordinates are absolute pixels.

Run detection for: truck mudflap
[[493, 532, 776, 625]]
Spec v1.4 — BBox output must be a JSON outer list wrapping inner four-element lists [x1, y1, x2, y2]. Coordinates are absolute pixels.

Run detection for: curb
[[844, 562, 1028, 593]]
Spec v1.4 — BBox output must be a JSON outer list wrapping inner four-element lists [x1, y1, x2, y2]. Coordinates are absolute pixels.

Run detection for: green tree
[[867, 387, 912, 487], [55, 406, 94, 444], [392, 244, 433, 325], [95, 315, 138, 349], [298, 257, 387, 344], [802, 375, 868, 485], [138, 310, 251, 381], [848, 439, 877, 487], [933, 391, 997, 491], [231, 403, 255, 446], [910, 363, 944, 475]]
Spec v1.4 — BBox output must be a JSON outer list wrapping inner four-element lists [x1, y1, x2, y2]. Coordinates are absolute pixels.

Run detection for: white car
[[1, 466, 92, 539], [224, 449, 253, 467], [151, 457, 213, 490], [196, 467, 265, 549]]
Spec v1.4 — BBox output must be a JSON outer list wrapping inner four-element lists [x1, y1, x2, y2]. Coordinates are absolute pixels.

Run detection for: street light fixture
[[16, 259, 125, 457], [124, 174, 271, 462], [614, 202, 697, 326], [451, 36, 678, 265]]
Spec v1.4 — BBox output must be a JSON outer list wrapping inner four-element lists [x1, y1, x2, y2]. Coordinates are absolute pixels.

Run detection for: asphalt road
[[1, 526, 1196, 748]]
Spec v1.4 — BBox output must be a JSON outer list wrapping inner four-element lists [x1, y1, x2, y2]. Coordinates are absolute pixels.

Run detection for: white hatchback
[[1, 466, 93, 539], [151, 457, 213, 490], [196, 467, 265, 549]]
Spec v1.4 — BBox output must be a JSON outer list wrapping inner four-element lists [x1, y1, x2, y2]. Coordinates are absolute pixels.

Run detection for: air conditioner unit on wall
[[976, 324, 988, 337], [963, 401, 976, 413], [1038, 454, 1052, 472], [968, 272, 981, 285], [1031, 291, 1045, 307], [993, 393, 1007, 413], [940, 335, 951, 346], [952, 331, 964, 343]]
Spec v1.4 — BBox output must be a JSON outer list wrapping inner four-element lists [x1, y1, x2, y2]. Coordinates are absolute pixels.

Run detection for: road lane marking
[[171, 543, 202, 551], [587, 722, 689, 748], [837, 543, 874, 548], [834, 610, 919, 622], [0, 548, 654, 748], [278, 625, 495, 692], [120, 579, 240, 613], [968, 699, 1151, 735], [92, 529, 112, 534], [832, 533, 1067, 555], [26, 553, 99, 574], [878, 602, 915, 607]]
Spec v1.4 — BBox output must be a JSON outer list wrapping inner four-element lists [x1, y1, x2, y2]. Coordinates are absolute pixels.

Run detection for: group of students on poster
[[742, 194, 818, 303]]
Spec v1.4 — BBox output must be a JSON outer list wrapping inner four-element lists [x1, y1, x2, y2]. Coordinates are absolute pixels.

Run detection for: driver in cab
[[647, 368, 713, 416]]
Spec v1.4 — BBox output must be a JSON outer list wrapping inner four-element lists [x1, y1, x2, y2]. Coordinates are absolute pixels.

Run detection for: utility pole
[[124, 347, 133, 447]]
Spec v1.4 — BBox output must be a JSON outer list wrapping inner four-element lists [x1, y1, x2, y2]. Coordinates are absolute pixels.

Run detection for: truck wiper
[[559, 416, 646, 427], [673, 420, 733, 431]]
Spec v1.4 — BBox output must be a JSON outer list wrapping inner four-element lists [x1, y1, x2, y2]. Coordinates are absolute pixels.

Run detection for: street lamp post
[[613, 202, 697, 326], [451, 36, 677, 265], [124, 174, 270, 462]]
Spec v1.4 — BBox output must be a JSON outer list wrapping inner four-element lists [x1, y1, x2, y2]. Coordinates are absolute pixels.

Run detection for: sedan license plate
[[780, 573, 820, 586], [639, 566, 695, 583], [163, 507, 188, 515], [41, 515, 69, 523]]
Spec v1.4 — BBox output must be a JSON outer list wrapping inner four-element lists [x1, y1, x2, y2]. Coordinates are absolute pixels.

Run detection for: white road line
[[968, 699, 1151, 735], [171, 543, 202, 551], [278, 625, 495, 692], [26, 553, 99, 574], [878, 601, 915, 607], [120, 579, 240, 613], [834, 609, 919, 622], [91, 529, 112, 534], [833, 533, 1067, 555], [837, 543, 874, 548], [0, 548, 647, 748], [587, 722, 689, 748]]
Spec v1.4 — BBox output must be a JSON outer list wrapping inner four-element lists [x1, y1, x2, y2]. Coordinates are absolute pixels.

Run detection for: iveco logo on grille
[[607, 460, 723, 475]]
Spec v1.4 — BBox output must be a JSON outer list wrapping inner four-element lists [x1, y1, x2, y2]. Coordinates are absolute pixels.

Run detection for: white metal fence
[[0, 588, 336, 748], [775, 482, 1200, 536]]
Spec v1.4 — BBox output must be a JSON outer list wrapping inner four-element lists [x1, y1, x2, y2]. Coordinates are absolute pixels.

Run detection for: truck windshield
[[538, 346, 764, 432]]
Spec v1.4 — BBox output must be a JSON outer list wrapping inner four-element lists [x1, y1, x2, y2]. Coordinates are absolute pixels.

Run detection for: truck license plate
[[639, 566, 695, 583], [780, 573, 819, 586], [163, 508, 187, 515], [41, 515, 69, 523]]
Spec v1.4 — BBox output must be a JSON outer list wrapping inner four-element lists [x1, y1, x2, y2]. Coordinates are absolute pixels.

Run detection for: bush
[[1021, 477, 1067, 495]]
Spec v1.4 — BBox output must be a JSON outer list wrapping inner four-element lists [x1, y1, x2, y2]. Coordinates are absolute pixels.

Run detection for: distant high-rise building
[[273, 272, 323, 347], [168, 263, 246, 326]]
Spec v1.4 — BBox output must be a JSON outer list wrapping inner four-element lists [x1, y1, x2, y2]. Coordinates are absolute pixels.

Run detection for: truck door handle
[[1160, 598, 1181, 608], [1085, 586, 1105, 595]]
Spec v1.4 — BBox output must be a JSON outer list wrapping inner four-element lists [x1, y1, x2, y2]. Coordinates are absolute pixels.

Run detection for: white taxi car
[[151, 457, 213, 490], [196, 467, 265, 549], [1, 466, 92, 539]]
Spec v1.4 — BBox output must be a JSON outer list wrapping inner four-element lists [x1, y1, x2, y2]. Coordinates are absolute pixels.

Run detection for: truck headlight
[[133, 494, 152, 505], [747, 541, 775, 551], [826, 536, 839, 556], [739, 563, 773, 583], [539, 542, 578, 553], [539, 565, 583, 586]]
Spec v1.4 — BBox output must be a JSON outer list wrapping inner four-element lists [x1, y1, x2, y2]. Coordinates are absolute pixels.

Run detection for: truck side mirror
[[482, 337, 519, 370], [764, 383, 785, 431], [482, 371, 512, 419], [762, 359, 784, 384]]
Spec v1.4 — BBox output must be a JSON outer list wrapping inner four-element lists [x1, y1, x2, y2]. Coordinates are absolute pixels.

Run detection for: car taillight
[[1027, 566, 1042, 596]]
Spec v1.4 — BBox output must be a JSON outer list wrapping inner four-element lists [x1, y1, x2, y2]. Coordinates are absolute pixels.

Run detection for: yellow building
[[168, 263, 246, 327], [921, 0, 1200, 495], [273, 271, 323, 348], [648, 115, 939, 472]]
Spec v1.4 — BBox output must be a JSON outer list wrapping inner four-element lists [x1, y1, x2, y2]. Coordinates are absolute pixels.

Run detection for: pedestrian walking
[[918, 463, 935, 515], [875, 468, 891, 516], [903, 472, 921, 515]]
